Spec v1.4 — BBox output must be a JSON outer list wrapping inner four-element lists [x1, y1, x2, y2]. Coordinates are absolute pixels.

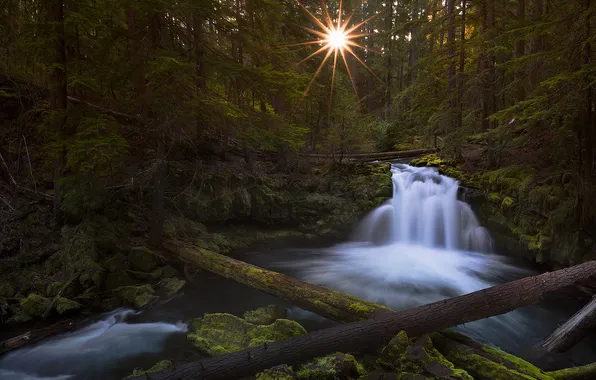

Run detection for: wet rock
[[187, 313, 307, 356], [104, 253, 129, 272], [128, 267, 163, 281], [102, 297, 122, 310], [378, 331, 472, 380], [129, 246, 160, 272], [366, 371, 399, 380], [78, 259, 105, 288], [244, 304, 288, 325], [126, 360, 173, 379], [296, 353, 366, 380], [157, 277, 186, 296], [105, 270, 138, 291], [20, 293, 51, 317], [56, 297, 81, 315], [257, 364, 297, 380], [115, 285, 158, 309], [0, 282, 14, 298], [161, 265, 179, 278], [46, 281, 65, 297]]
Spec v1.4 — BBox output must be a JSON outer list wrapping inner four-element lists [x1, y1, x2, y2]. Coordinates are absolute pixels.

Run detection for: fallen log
[[548, 362, 596, 380], [301, 148, 437, 160], [539, 295, 596, 353], [132, 260, 596, 380], [0, 319, 75, 355], [163, 240, 388, 322]]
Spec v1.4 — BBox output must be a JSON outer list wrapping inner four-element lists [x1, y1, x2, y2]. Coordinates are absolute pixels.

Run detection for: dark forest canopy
[[1, 0, 595, 246]]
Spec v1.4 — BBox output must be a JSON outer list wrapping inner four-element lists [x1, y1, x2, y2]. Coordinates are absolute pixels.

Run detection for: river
[[1, 163, 595, 379]]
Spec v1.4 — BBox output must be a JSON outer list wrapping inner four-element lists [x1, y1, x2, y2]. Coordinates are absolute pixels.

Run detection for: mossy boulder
[[129, 246, 160, 272], [103, 253, 129, 272], [187, 313, 307, 356], [78, 259, 106, 288], [244, 305, 288, 325], [20, 293, 51, 317], [56, 297, 81, 315], [128, 268, 163, 281], [161, 265, 179, 278], [0, 282, 14, 298], [257, 364, 297, 380], [157, 277, 186, 296], [46, 281, 65, 297], [378, 331, 472, 380], [432, 331, 553, 380], [296, 353, 366, 380], [115, 285, 158, 309], [126, 360, 173, 379], [105, 270, 138, 291]]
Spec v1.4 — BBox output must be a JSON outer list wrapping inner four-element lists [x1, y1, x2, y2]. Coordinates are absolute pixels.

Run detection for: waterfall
[[354, 164, 492, 252]]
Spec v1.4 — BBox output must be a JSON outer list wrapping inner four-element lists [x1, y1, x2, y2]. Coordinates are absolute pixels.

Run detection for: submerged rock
[[187, 313, 307, 356], [244, 304, 288, 325], [296, 353, 366, 380], [257, 364, 297, 380], [378, 331, 472, 380]]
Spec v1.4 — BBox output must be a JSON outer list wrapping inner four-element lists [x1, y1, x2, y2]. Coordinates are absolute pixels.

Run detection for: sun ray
[[320, 0, 334, 29], [329, 49, 339, 108], [298, 44, 330, 65], [340, 48, 359, 99], [298, 25, 329, 40], [344, 13, 380, 35], [299, 48, 335, 104], [346, 40, 382, 55], [296, 0, 330, 32], [285, 40, 324, 48], [344, 44, 383, 82]]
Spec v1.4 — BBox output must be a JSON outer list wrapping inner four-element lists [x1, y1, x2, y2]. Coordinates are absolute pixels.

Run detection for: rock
[[161, 265, 179, 278], [56, 297, 81, 315], [247, 319, 307, 348], [78, 259, 106, 288], [104, 253, 129, 272], [0, 282, 14, 298], [105, 270, 138, 291], [102, 297, 122, 310], [296, 353, 366, 380], [115, 285, 158, 309], [378, 331, 472, 380], [126, 360, 173, 379], [128, 268, 163, 281], [0, 297, 9, 323], [157, 277, 186, 296], [129, 246, 160, 272], [8, 305, 33, 323], [20, 293, 51, 317], [257, 364, 297, 380], [46, 281, 65, 297], [244, 305, 288, 325], [188, 313, 254, 356], [366, 371, 400, 380], [187, 313, 308, 356]]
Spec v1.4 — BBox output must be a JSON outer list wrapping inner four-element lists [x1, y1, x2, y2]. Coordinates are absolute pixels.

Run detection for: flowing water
[[1, 163, 595, 379]]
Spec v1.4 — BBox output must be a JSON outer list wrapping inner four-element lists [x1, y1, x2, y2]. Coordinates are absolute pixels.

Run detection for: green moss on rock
[[158, 277, 186, 296], [46, 282, 65, 297], [126, 360, 173, 379], [115, 285, 158, 309], [244, 305, 288, 325], [103, 253, 129, 273], [296, 353, 366, 380], [0, 282, 14, 298], [257, 364, 297, 380], [247, 319, 307, 347], [56, 297, 81, 315], [20, 293, 51, 317], [128, 268, 163, 281]]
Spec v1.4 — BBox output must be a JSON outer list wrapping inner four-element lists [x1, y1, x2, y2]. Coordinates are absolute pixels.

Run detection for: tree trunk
[[515, 0, 526, 101], [385, 0, 393, 120], [134, 259, 596, 380], [0, 320, 75, 355], [47, 0, 67, 225], [446, 0, 456, 93], [163, 240, 386, 322], [126, 8, 147, 118], [458, 0, 466, 128], [540, 296, 596, 353]]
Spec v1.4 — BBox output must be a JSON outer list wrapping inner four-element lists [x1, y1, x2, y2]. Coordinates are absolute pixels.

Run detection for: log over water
[[135, 260, 596, 380], [540, 296, 596, 353]]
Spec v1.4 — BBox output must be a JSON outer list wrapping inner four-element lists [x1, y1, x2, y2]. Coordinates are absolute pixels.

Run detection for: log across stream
[[1, 164, 595, 379]]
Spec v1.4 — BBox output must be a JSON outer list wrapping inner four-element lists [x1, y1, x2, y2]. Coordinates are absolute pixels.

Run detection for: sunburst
[[292, 0, 380, 108]]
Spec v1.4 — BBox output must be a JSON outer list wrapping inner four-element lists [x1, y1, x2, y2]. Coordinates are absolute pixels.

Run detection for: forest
[[1, 0, 596, 379]]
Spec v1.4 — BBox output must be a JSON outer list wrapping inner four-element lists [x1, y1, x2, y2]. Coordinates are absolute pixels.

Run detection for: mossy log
[[547, 362, 596, 380], [0, 319, 75, 355], [132, 260, 596, 380], [163, 240, 388, 322], [540, 296, 596, 353], [301, 148, 437, 160]]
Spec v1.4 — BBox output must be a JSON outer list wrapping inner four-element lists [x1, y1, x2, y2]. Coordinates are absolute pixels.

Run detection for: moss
[[247, 319, 307, 347], [20, 293, 51, 317], [257, 364, 296, 380], [296, 353, 366, 380], [244, 304, 288, 325], [161, 265, 179, 278], [56, 297, 82, 315], [105, 270, 138, 291], [46, 281, 65, 297], [115, 285, 158, 308], [128, 267, 163, 281], [187, 313, 253, 356], [78, 259, 105, 288], [126, 360, 173, 379], [158, 277, 186, 296], [103, 253, 129, 273], [548, 362, 596, 380], [0, 282, 14, 298]]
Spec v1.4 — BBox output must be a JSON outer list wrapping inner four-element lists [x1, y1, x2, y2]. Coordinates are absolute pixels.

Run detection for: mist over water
[[0, 309, 188, 380]]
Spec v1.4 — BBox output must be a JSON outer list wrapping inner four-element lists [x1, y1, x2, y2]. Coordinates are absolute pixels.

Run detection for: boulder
[[296, 353, 366, 380], [20, 293, 51, 317], [257, 364, 297, 380], [105, 270, 138, 291], [157, 277, 186, 296], [56, 297, 82, 315], [244, 305, 288, 325], [46, 282, 65, 297], [247, 319, 307, 348], [115, 285, 158, 309], [128, 268, 163, 281], [161, 265, 179, 278], [126, 360, 173, 379], [129, 246, 160, 272], [0, 282, 14, 298], [104, 253, 129, 272]]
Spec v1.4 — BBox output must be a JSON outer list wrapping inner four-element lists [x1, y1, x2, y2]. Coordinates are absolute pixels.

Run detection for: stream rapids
[[1, 163, 595, 379]]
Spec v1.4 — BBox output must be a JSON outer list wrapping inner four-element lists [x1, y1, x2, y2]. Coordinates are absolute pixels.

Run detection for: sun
[[291, 0, 380, 107], [327, 29, 347, 50]]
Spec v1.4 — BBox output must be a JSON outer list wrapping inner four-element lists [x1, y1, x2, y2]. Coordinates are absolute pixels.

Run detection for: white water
[[272, 164, 546, 349], [0, 309, 188, 380]]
